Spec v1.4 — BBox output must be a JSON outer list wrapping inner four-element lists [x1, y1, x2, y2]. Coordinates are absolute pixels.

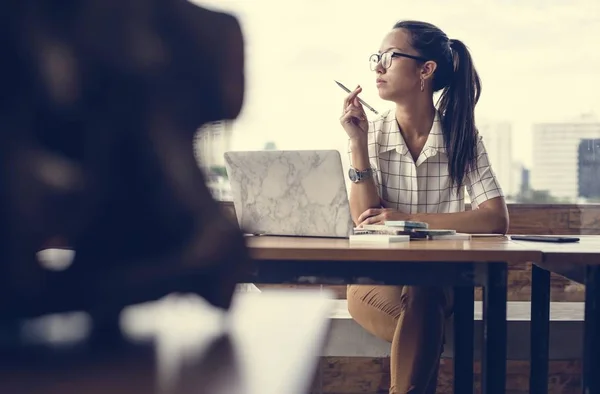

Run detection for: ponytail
[[392, 21, 482, 191], [437, 39, 481, 191]]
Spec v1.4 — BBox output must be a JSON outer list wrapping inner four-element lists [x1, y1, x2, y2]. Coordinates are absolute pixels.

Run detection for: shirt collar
[[377, 110, 446, 159]]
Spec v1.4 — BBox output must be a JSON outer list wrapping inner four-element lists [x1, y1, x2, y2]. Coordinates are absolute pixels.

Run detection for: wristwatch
[[348, 167, 374, 183]]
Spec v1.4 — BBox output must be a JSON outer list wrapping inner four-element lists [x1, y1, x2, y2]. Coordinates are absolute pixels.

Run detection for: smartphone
[[510, 235, 580, 243]]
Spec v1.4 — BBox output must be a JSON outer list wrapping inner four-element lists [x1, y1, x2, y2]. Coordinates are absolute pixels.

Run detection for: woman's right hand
[[339, 85, 369, 144]]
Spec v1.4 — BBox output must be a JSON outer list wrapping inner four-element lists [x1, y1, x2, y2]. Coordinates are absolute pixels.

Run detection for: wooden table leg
[[583, 265, 600, 394], [453, 286, 474, 394], [481, 263, 507, 394], [530, 264, 550, 394]]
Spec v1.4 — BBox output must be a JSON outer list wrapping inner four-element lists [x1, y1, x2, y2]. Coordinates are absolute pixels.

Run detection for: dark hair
[[393, 20, 481, 190]]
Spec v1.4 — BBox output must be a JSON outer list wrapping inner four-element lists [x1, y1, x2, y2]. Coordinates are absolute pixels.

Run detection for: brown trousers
[[347, 285, 453, 394]]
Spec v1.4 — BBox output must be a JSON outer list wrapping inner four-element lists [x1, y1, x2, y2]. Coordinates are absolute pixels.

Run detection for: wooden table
[[245, 235, 543, 394], [0, 291, 332, 394], [512, 235, 600, 394]]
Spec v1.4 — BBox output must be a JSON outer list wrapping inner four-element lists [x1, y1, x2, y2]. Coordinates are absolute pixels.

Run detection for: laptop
[[224, 150, 354, 238]]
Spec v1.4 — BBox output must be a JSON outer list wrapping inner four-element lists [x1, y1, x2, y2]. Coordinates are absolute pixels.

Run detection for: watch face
[[348, 168, 359, 182]]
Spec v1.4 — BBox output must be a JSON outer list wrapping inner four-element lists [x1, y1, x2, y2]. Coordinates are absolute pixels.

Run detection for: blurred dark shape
[[172, 334, 242, 394], [0, 0, 248, 321]]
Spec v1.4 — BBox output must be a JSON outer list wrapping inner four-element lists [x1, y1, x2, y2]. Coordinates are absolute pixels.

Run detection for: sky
[[193, 0, 600, 168]]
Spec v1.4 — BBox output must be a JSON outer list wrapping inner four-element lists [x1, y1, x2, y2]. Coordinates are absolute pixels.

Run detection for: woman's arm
[[348, 141, 380, 225], [340, 86, 381, 225], [413, 196, 509, 234], [357, 196, 509, 234]]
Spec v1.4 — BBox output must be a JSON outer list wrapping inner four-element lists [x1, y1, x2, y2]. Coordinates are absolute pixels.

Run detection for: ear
[[420, 60, 437, 81]]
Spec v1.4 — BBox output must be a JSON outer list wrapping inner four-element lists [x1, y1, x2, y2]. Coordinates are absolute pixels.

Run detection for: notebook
[[349, 234, 410, 243]]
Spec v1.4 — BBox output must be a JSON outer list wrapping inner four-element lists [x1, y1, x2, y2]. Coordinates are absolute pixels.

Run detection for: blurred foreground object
[[0, 0, 247, 320], [0, 291, 333, 394]]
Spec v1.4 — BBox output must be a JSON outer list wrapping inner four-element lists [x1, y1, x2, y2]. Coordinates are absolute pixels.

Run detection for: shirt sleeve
[[465, 135, 504, 209]]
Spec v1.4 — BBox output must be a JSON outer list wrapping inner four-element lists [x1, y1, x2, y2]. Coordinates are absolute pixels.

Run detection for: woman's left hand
[[357, 208, 412, 226]]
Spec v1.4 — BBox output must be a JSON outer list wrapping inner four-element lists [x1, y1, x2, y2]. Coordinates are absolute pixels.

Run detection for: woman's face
[[374, 29, 427, 102]]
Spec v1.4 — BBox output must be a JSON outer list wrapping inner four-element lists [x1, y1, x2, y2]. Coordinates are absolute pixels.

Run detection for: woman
[[340, 21, 509, 394]]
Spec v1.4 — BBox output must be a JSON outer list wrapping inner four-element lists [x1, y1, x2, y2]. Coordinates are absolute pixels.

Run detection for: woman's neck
[[394, 98, 436, 139]]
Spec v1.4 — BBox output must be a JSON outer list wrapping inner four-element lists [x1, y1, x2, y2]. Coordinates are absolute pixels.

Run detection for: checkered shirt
[[348, 109, 504, 213]]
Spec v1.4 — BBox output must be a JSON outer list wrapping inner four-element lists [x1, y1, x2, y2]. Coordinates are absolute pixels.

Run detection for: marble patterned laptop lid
[[224, 150, 354, 238]]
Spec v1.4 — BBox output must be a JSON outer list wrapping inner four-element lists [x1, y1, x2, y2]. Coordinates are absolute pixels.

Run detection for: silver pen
[[334, 80, 379, 115]]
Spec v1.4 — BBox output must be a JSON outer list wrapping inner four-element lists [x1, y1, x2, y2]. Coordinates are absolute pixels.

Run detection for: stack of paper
[[354, 224, 412, 235], [352, 220, 472, 242], [349, 234, 410, 243], [427, 233, 472, 240], [353, 221, 430, 240], [385, 220, 429, 230]]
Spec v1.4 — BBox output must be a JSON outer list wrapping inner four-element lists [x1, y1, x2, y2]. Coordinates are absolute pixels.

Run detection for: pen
[[334, 80, 379, 115]]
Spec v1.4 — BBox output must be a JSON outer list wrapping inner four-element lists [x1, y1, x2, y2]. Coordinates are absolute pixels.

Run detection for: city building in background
[[578, 138, 600, 201], [532, 114, 600, 201], [263, 141, 277, 150], [520, 166, 531, 194], [509, 161, 526, 199], [477, 122, 514, 197]]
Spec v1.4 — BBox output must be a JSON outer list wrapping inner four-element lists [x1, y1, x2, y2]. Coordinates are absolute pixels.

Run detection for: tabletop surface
[[246, 235, 543, 263], [511, 235, 600, 265]]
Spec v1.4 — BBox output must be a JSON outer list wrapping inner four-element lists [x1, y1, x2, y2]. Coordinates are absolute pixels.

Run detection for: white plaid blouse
[[348, 109, 504, 214]]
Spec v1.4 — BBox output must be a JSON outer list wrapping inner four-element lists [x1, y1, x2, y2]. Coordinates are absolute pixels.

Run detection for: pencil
[[334, 80, 379, 115]]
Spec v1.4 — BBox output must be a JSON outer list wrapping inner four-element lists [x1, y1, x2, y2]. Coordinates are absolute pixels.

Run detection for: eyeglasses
[[369, 51, 429, 71]]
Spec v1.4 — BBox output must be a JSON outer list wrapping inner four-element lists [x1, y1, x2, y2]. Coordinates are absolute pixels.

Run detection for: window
[[193, 0, 600, 204]]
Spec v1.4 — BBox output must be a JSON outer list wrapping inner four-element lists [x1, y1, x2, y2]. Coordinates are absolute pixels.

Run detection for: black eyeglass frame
[[369, 51, 429, 70]]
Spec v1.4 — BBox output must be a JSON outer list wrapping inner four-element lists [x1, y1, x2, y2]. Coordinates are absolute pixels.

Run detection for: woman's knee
[[399, 286, 448, 317], [347, 285, 401, 342], [346, 285, 368, 320], [348, 285, 403, 316]]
